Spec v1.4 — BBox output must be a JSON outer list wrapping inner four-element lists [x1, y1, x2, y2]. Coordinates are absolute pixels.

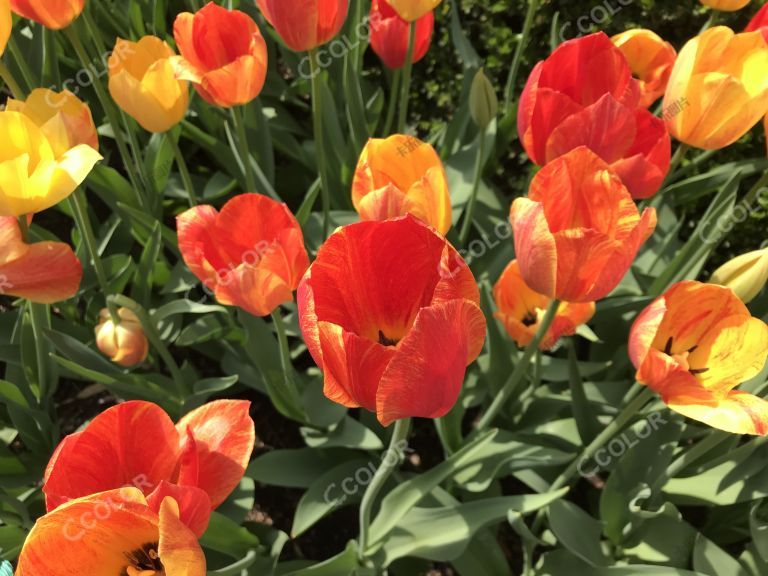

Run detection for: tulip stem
[[167, 131, 198, 206], [396, 22, 417, 133], [270, 308, 303, 414], [458, 130, 487, 245], [231, 106, 257, 192], [0, 60, 24, 99], [358, 417, 412, 562], [475, 299, 560, 431], [503, 0, 540, 113], [382, 69, 402, 137], [309, 49, 332, 238], [666, 143, 690, 182], [8, 36, 36, 92]]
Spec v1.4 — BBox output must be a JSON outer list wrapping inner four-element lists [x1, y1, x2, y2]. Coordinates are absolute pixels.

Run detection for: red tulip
[[43, 400, 254, 534], [518, 32, 671, 199], [370, 0, 434, 70], [509, 147, 656, 303], [0, 216, 82, 303], [298, 215, 486, 426], [257, 0, 349, 52], [177, 193, 310, 318], [747, 4, 768, 40]]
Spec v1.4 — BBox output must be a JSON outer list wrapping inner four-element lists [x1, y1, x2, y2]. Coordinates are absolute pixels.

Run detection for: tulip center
[[522, 307, 545, 327], [378, 330, 400, 347], [123, 543, 164, 576], [663, 337, 709, 376]]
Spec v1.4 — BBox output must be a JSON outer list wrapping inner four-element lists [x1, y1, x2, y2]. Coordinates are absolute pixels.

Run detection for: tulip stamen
[[664, 337, 673, 355], [689, 367, 710, 375], [378, 330, 400, 347], [124, 542, 164, 576], [522, 311, 538, 327]]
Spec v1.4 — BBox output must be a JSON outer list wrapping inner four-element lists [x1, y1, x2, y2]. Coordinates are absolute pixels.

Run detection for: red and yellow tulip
[[16, 488, 206, 575], [510, 147, 657, 303], [177, 193, 310, 318], [10, 0, 85, 29], [630, 281, 768, 435], [664, 26, 768, 150], [370, 0, 434, 70], [518, 32, 670, 199], [43, 400, 255, 519], [352, 135, 451, 235], [384, 0, 441, 22], [494, 260, 595, 350], [173, 2, 268, 108], [0, 216, 82, 303], [298, 215, 486, 426], [95, 307, 150, 367], [612, 29, 676, 108], [257, 0, 349, 52]]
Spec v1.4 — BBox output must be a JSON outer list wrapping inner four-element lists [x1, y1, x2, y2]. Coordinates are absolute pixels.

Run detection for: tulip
[[297, 215, 486, 426], [0, 110, 101, 217], [0, 0, 10, 57], [6, 88, 98, 157], [630, 281, 768, 435], [257, 0, 349, 52], [94, 307, 150, 367], [352, 135, 451, 234], [612, 29, 677, 108], [10, 0, 84, 30], [710, 248, 768, 303], [664, 27, 768, 150], [746, 4, 768, 40], [370, 0, 434, 70], [469, 68, 499, 129], [700, 0, 751, 11], [173, 3, 268, 108], [518, 32, 670, 199], [0, 216, 82, 303], [493, 260, 595, 350], [16, 489, 206, 575], [510, 147, 657, 303], [108, 36, 189, 133], [177, 193, 309, 318], [385, 0, 442, 22], [43, 400, 255, 520]]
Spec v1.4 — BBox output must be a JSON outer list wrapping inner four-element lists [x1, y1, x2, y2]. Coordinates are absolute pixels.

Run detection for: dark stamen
[[689, 367, 710, 375], [123, 542, 163, 574], [688, 345, 698, 354], [522, 312, 537, 327], [664, 337, 673, 355], [378, 330, 399, 347]]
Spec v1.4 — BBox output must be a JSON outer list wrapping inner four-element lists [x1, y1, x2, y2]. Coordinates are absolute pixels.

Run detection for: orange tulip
[[494, 260, 595, 350], [44, 400, 254, 525], [298, 215, 486, 426], [385, 0, 442, 22], [173, 2, 268, 108], [95, 307, 150, 367], [0, 216, 82, 303], [177, 193, 310, 318], [6, 88, 99, 157], [370, 0, 434, 70], [510, 147, 656, 303], [0, 0, 10, 57], [16, 489, 206, 575], [612, 29, 676, 108], [257, 0, 349, 52], [700, 0, 750, 11], [108, 36, 190, 133], [630, 281, 768, 435], [10, 0, 84, 29], [352, 135, 451, 235]]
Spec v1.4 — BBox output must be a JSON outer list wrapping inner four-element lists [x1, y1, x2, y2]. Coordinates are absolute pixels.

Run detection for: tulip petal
[[156, 496, 207, 575], [147, 481, 212, 538], [199, 51, 268, 108], [0, 237, 82, 303], [509, 197, 557, 298], [669, 390, 768, 436], [356, 183, 410, 222]]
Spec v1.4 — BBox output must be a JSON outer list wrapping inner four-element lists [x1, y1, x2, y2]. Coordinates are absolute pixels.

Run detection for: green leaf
[[549, 500, 609, 567], [301, 417, 383, 451], [248, 448, 360, 489], [693, 534, 748, 576]]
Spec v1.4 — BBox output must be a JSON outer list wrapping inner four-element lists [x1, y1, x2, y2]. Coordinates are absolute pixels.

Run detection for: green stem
[[69, 189, 120, 324], [8, 36, 36, 92], [503, 0, 539, 112], [358, 417, 412, 561], [475, 299, 560, 431], [396, 23, 417, 133], [167, 131, 198, 206], [458, 131, 487, 245], [270, 308, 302, 406], [231, 106, 256, 192], [0, 60, 23, 99], [309, 49, 332, 238], [382, 69, 401, 137], [742, 169, 768, 207], [666, 143, 690, 182]]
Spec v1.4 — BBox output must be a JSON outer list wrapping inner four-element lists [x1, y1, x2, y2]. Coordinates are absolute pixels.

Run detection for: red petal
[[0, 237, 82, 303], [147, 481, 212, 538]]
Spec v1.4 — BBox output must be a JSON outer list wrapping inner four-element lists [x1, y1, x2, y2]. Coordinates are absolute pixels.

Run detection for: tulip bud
[[95, 308, 149, 367], [469, 68, 498, 130], [700, 0, 751, 11], [1, 0, 10, 57], [710, 248, 768, 303]]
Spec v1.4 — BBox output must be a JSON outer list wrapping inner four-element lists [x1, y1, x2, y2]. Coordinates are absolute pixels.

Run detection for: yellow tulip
[[0, 111, 101, 217], [1, 0, 10, 57], [108, 36, 189, 133], [384, 0, 441, 22], [700, 0, 751, 11], [95, 307, 149, 367], [710, 248, 768, 304], [663, 26, 768, 150], [6, 88, 98, 157], [612, 29, 676, 108]]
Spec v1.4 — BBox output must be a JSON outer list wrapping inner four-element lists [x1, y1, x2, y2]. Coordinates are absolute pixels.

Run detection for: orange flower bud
[[384, 0, 442, 22], [257, 0, 349, 52], [173, 3, 268, 108], [352, 135, 451, 235], [700, 0, 750, 11], [370, 0, 434, 70], [95, 307, 150, 367], [10, 0, 84, 29], [612, 29, 676, 108], [0, 0, 10, 57], [108, 37, 189, 133]]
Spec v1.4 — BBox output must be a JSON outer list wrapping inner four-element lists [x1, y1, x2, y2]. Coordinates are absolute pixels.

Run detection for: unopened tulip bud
[[95, 308, 149, 367], [710, 248, 768, 303], [469, 68, 498, 130]]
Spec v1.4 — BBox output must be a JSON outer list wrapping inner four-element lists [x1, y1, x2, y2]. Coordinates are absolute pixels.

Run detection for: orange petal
[[147, 481, 211, 538], [669, 390, 768, 436], [157, 496, 207, 575], [509, 197, 557, 298]]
